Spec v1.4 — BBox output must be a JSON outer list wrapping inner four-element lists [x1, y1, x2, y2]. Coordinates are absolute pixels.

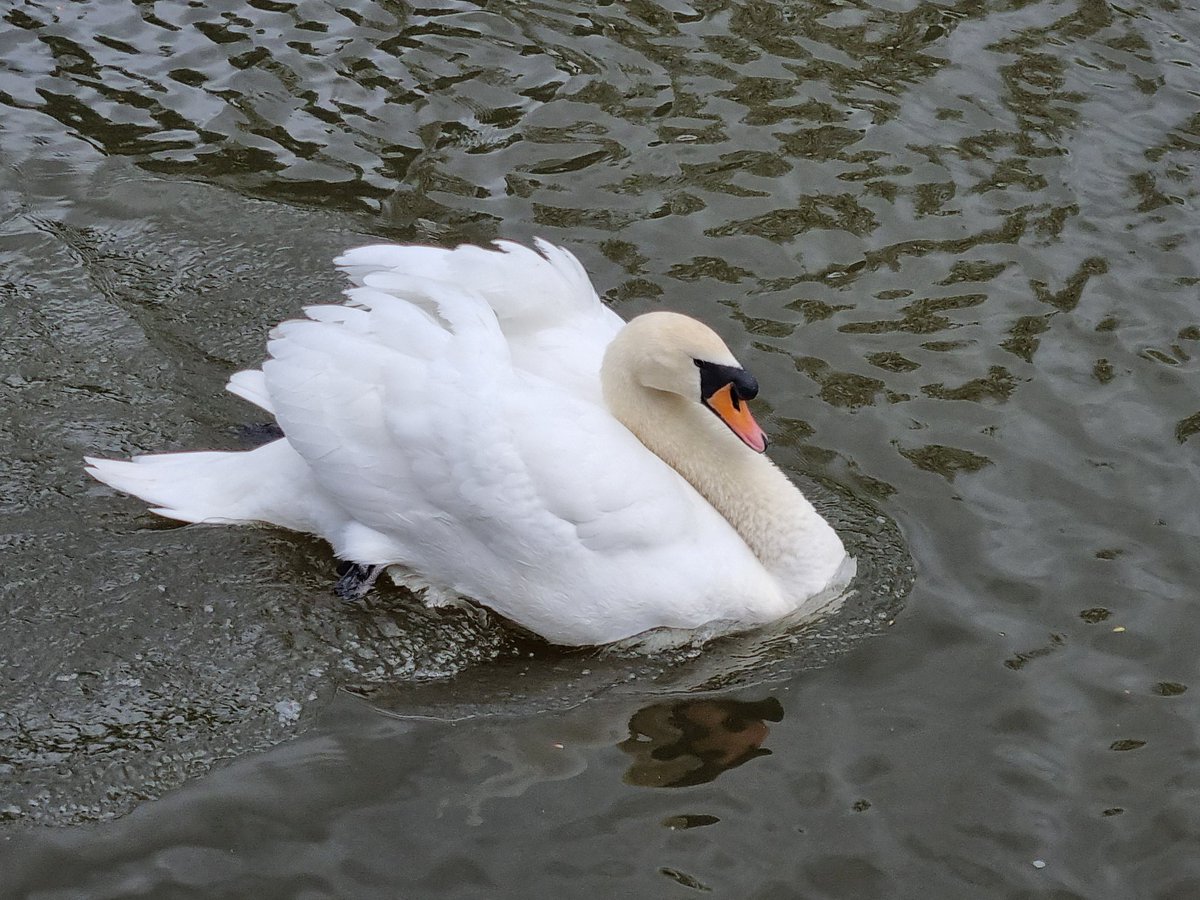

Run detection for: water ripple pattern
[[1, 0, 1199, 895]]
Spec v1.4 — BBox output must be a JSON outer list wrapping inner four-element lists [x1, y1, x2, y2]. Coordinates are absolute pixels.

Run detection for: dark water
[[2, 0, 1199, 895]]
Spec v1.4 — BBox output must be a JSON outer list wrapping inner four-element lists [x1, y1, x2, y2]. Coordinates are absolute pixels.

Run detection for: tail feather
[[84, 438, 330, 532]]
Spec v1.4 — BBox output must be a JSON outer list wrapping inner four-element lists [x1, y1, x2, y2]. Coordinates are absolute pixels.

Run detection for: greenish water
[[2, 0, 1199, 895]]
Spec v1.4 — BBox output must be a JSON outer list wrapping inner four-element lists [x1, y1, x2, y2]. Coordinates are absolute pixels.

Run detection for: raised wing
[[333, 240, 623, 401]]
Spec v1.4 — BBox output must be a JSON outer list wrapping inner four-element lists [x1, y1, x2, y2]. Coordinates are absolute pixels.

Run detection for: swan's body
[[86, 240, 850, 646]]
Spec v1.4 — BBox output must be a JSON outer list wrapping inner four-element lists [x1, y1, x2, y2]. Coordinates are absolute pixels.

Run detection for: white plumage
[[86, 240, 850, 646]]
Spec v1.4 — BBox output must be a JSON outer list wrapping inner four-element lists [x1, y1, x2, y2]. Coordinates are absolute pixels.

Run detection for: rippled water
[[2, 0, 1199, 895]]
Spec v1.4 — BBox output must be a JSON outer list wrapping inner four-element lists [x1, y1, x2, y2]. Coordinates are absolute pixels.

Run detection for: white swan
[[85, 240, 851, 646]]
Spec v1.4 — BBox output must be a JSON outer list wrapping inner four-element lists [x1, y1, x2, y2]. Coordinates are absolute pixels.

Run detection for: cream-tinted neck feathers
[[601, 312, 846, 599]]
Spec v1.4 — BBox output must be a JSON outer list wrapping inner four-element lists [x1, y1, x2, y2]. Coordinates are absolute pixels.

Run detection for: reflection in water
[[2, 5, 1195, 894], [620, 697, 783, 788]]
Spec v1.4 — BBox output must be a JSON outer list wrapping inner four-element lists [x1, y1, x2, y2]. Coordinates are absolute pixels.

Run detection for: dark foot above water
[[334, 561, 384, 601]]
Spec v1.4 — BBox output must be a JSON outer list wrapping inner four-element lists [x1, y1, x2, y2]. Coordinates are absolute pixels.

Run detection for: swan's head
[[602, 311, 768, 453]]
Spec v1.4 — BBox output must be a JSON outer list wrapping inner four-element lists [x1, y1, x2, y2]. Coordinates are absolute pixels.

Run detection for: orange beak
[[705, 383, 768, 453]]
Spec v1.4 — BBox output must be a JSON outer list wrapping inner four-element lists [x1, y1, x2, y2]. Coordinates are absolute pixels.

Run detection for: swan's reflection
[[619, 696, 784, 788]]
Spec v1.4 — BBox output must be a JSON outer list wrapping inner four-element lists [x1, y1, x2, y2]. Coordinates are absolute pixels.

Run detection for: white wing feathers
[[333, 239, 599, 324], [225, 369, 273, 413]]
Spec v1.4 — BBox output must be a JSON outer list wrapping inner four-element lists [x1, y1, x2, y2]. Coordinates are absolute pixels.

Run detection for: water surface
[[2, 0, 1199, 895]]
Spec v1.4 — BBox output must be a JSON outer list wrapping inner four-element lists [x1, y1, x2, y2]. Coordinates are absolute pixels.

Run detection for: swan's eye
[[694, 359, 759, 406]]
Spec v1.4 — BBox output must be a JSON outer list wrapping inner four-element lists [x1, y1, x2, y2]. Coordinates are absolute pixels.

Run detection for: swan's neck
[[604, 377, 847, 597]]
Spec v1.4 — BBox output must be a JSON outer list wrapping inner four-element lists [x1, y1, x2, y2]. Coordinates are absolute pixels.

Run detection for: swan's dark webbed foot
[[334, 561, 385, 601]]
